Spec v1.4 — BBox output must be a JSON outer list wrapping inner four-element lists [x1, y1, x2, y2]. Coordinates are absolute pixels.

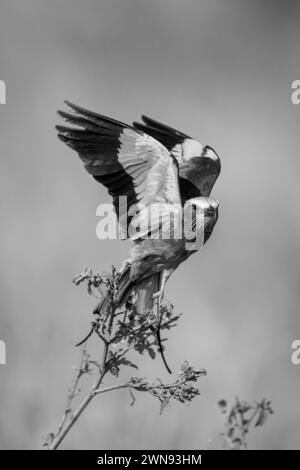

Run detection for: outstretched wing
[[133, 115, 221, 202], [56, 102, 181, 238]]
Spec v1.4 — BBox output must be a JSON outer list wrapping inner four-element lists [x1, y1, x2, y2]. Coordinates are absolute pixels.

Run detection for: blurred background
[[0, 0, 300, 450]]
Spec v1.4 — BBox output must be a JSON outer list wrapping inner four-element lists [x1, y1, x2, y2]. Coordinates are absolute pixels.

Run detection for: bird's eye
[[189, 204, 199, 226], [205, 207, 216, 217], [191, 204, 200, 218]]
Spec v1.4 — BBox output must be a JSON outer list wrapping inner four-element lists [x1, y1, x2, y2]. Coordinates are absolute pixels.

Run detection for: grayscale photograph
[[0, 0, 299, 457]]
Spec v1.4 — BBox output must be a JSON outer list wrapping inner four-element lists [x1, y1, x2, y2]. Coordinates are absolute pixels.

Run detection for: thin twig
[[92, 383, 129, 396], [55, 347, 87, 438], [49, 343, 109, 450]]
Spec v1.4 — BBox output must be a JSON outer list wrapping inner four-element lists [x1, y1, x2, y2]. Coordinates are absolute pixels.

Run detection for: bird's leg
[[152, 269, 170, 313], [118, 258, 132, 277], [152, 289, 163, 327]]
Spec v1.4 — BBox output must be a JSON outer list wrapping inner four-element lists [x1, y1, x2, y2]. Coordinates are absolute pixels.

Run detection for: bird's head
[[197, 146, 220, 197], [202, 145, 219, 161], [183, 197, 219, 250]]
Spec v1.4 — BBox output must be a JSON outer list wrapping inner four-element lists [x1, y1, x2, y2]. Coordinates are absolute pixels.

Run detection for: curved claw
[[75, 325, 95, 347], [119, 258, 132, 276]]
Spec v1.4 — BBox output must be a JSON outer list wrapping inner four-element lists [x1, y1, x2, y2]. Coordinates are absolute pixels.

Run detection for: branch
[[47, 342, 109, 450], [218, 397, 274, 450], [45, 267, 206, 449]]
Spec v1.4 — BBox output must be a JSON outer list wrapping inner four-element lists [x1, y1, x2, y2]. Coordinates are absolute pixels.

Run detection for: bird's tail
[[117, 268, 157, 314], [136, 273, 172, 374], [118, 268, 172, 373], [91, 265, 134, 320], [115, 263, 159, 311], [135, 274, 160, 314], [93, 266, 172, 374]]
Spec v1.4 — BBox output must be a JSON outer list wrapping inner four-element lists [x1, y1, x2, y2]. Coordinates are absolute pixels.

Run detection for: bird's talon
[[152, 291, 161, 299]]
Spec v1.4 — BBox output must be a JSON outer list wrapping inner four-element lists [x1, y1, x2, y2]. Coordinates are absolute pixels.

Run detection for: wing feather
[[56, 101, 181, 239], [133, 115, 221, 201]]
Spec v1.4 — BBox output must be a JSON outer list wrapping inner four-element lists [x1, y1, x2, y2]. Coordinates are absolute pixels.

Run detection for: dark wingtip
[[132, 121, 146, 132], [56, 103, 77, 120], [55, 124, 71, 133], [141, 115, 153, 125], [56, 109, 68, 120], [63, 100, 85, 115], [64, 99, 76, 109], [55, 124, 65, 137], [63, 100, 94, 117]]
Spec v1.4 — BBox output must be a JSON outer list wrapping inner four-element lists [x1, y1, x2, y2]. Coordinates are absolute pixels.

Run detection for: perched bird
[[56, 101, 221, 372]]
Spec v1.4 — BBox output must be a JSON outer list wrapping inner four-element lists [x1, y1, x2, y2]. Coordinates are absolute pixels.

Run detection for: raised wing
[[133, 115, 221, 202], [56, 102, 181, 238]]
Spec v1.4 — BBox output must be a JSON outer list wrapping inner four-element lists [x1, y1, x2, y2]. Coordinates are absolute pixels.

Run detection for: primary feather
[[57, 101, 181, 238], [133, 115, 221, 202]]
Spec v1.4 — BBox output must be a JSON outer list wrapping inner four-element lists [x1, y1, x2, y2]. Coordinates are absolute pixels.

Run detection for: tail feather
[[95, 266, 172, 374], [136, 273, 172, 374], [135, 274, 158, 314], [116, 268, 158, 313]]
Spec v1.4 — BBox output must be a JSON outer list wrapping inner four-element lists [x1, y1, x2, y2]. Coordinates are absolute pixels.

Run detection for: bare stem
[[55, 347, 87, 438], [93, 383, 129, 396], [49, 343, 109, 450]]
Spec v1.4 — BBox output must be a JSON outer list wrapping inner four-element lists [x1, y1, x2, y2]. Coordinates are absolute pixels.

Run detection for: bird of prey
[[56, 101, 221, 372]]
